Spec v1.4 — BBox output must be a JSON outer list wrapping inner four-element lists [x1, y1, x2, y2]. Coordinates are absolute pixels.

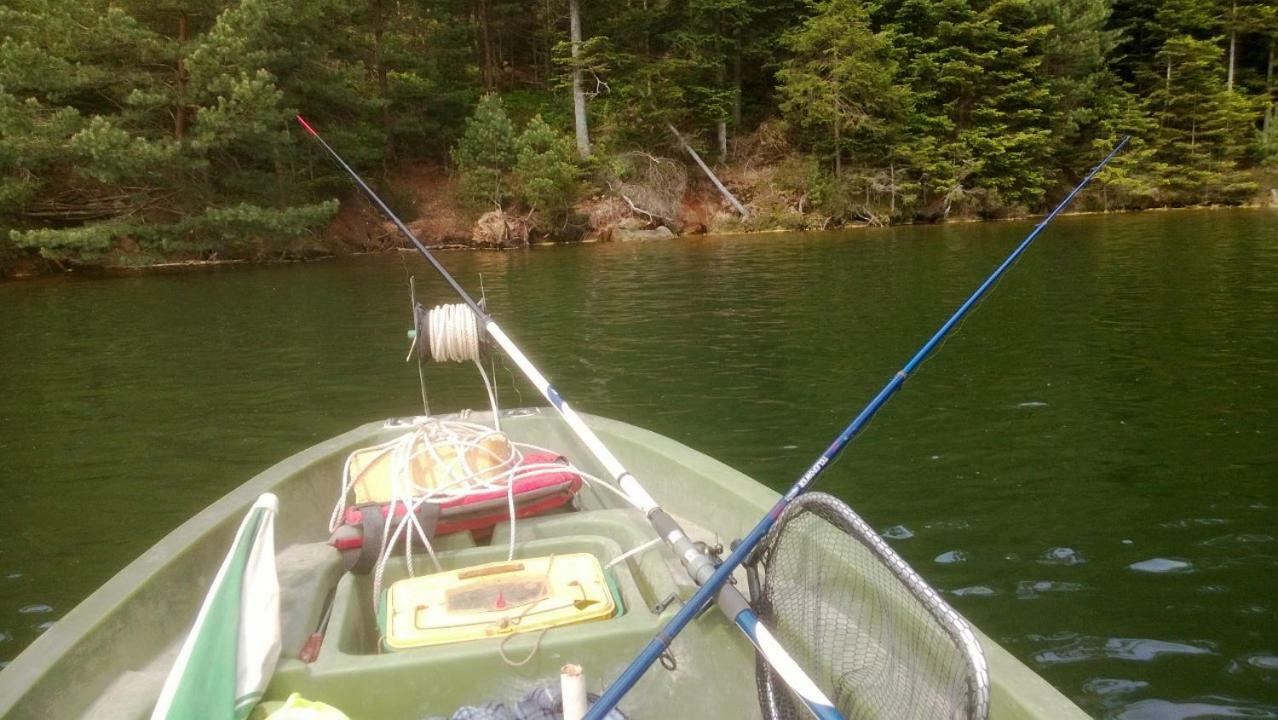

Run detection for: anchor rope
[[428, 303, 482, 363], [423, 302, 503, 432]]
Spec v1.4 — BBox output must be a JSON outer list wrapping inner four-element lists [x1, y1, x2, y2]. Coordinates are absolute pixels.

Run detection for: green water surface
[[1, 209, 1276, 717]]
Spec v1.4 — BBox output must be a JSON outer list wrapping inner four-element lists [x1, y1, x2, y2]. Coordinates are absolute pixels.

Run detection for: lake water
[[1, 209, 1276, 717]]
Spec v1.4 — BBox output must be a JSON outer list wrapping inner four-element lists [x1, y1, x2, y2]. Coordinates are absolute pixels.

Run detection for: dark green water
[[2, 209, 1276, 717]]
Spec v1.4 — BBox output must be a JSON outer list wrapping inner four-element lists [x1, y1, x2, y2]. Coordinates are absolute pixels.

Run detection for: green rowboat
[[0, 410, 1089, 719]]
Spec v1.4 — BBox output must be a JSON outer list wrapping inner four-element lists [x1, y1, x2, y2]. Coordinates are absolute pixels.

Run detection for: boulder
[[612, 225, 675, 242]]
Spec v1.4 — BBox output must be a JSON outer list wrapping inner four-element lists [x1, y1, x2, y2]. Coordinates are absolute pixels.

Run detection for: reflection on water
[[2, 208, 1276, 716]]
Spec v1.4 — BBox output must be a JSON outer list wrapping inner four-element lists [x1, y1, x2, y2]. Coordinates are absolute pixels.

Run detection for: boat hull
[[0, 410, 1088, 719]]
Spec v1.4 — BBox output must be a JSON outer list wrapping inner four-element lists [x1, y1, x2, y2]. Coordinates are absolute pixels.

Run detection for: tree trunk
[[832, 47, 841, 178], [1262, 38, 1272, 92], [1268, 38, 1274, 99], [732, 25, 742, 129], [174, 11, 188, 141], [1227, 1, 1238, 91], [569, 0, 591, 158], [889, 159, 896, 217], [477, 0, 496, 91], [715, 11, 727, 163], [374, 0, 393, 163], [716, 57, 727, 162], [1266, 41, 1275, 142], [668, 123, 748, 218], [833, 111, 842, 178]]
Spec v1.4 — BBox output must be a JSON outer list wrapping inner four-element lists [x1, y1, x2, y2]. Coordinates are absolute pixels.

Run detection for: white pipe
[[561, 664, 588, 720]]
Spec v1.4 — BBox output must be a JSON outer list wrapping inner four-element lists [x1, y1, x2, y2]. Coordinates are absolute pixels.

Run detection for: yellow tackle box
[[379, 553, 619, 650]]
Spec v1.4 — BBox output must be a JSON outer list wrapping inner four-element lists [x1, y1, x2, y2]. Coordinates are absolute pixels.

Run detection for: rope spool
[[423, 302, 485, 363]]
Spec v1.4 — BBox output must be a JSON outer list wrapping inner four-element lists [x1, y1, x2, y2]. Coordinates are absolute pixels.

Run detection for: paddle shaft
[[586, 136, 1132, 719], [297, 116, 842, 720]]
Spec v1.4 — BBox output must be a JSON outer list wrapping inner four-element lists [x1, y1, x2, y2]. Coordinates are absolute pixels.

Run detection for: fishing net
[[751, 492, 989, 720]]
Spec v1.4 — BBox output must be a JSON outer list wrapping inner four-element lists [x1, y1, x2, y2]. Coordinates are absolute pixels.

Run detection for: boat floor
[[91, 495, 756, 718]]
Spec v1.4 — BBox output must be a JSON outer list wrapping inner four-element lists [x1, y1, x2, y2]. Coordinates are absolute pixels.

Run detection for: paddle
[[585, 136, 1132, 719], [296, 116, 844, 720]]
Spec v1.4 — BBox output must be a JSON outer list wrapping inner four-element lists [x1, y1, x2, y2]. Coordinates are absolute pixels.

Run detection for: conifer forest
[[1, 0, 1276, 270]]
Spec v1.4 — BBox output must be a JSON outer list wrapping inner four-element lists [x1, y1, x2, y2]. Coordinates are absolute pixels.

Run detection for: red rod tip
[[296, 115, 317, 136]]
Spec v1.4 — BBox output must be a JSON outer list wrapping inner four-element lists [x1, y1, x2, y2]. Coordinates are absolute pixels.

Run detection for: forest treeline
[[1, 0, 1276, 269]]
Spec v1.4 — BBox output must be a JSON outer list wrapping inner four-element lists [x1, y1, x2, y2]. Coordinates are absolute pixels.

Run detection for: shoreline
[[3, 202, 1273, 282]]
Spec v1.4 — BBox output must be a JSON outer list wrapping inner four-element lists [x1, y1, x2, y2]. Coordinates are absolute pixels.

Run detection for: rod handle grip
[[298, 632, 325, 663]]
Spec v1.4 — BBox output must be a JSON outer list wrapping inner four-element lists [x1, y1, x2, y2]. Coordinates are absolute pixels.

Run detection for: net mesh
[[752, 493, 989, 720]]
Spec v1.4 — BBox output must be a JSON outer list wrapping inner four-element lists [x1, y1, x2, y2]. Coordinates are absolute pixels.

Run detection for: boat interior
[[94, 410, 770, 719], [1, 410, 1087, 720]]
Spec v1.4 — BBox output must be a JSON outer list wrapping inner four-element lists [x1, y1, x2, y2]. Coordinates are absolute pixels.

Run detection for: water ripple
[[1032, 634, 1215, 665], [1017, 580, 1087, 600], [1128, 558, 1195, 574], [1115, 697, 1278, 719], [952, 585, 998, 597], [1082, 677, 1149, 696], [1160, 518, 1228, 529], [1038, 547, 1087, 565], [1202, 534, 1277, 547], [881, 525, 914, 540]]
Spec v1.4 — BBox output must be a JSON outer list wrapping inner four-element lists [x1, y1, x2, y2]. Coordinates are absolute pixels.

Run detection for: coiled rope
[[428, 303, 483, 363], [423, 303, 502, 431]]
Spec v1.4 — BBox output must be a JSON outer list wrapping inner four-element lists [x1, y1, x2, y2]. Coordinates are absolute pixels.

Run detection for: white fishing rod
[[297, 116, 843, 720]]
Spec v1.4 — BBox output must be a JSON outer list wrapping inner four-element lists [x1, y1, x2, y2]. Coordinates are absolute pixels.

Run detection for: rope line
[[332, 419, 651, 610], [423, 302, 502, 431]]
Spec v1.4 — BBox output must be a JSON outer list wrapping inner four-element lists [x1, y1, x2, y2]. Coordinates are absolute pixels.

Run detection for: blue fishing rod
[[586, 136, 1131, 719]]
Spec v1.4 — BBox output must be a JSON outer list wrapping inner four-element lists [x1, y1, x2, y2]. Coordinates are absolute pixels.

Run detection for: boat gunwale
[[0, 419, 389, 716]]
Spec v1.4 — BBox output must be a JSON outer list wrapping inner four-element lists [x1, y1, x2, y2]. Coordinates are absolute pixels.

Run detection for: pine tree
[[1031, 0, 1127, 172], [1, 0, 348, 261], [872, 0, 1056, 215], [776, 0, 902, 178], [452, 94, 519, 208], [513, 115, 582, 227], [1146, 34, 1258, 202]]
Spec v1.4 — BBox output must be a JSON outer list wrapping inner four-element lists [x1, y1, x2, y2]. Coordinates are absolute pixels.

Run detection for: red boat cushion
[[329, 452, 581, 571]]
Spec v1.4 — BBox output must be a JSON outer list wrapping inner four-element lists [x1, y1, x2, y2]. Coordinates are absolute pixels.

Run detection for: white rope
[[425, 302, 502, 431], [334, 418, 648, 611], [428, 303, 482, 363]]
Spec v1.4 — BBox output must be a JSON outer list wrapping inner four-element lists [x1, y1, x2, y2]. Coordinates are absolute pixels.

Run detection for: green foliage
[[777, 0, 904, 175], [514, 116, 582, 226], [3, 0, 1278, 270], [190, 70, 287, 154], [69, 117, 181, 185], [451, 98, 582, 228], [451, 94, 519, 208], [0, 0, 364, 262], [1145, 34, 1259, 202], [10, 199, 337, 258]]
